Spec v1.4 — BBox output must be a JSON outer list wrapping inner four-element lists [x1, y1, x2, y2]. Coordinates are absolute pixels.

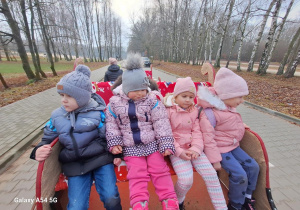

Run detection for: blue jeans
[[221, 147, 259, 206], [67, 163, 122, 210]]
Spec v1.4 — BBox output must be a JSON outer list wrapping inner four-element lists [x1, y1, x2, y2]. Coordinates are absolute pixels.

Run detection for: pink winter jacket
[[200, 107, 245, 154], [198, 111, 222, 163], [167, 105, 203, 157]]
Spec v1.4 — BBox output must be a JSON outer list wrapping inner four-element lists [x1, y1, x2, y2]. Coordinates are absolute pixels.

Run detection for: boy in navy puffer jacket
[[30, 65, 122, 210]]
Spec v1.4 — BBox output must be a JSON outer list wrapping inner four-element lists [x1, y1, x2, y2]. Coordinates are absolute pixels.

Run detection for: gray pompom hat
[[122, 53, 150, 95], [57, 65, 92, 107]]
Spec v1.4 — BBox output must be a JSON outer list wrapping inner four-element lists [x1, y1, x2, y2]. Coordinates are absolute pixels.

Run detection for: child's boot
[[132, 201, 149, 210], [227, 202, 241, 210], [179, 201, 185, 210], [162, 198, 179, 210], [242, 198, 256, 210]]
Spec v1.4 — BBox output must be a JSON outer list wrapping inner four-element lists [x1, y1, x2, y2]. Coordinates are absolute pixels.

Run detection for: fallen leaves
[[153, 61, 300, 119]]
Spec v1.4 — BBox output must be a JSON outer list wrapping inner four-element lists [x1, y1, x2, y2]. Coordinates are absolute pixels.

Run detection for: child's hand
[[188, 150, 200, 159], [35, 145, 52, 162], [113, 158, 122, 166], [244, 123, 250, 129], [163, 149, 172, 156], [111, 145, 122, 154], [179, 150, 192, 160], [213, 162, 222, 171]]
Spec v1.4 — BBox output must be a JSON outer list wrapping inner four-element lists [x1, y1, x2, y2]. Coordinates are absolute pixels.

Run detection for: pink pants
[[124, 152, 177, 206]]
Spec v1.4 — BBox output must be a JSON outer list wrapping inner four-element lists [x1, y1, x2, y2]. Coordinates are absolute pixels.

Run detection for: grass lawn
[[0, 58, 74, 75]]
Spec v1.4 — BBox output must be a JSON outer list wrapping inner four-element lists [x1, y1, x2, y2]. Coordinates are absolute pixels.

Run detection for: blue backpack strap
[[98, 110, 106, 128], [108, 105, 117, 119], [152, 100, 159, 110]]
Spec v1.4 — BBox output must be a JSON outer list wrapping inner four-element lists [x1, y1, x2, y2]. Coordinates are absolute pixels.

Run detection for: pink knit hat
[[109, 57, 118, 65], [173, 77, 196, 97], [214, 67, 249, 100]]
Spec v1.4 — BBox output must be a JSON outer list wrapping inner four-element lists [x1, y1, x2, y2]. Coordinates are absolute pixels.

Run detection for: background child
[[105, 53, 178, 210], [198, 68, 260, 210], [104, 57, 123, 82], [30, 65, 122, 210], [164, 77, 227, 210], [73, 57, 84, 70]]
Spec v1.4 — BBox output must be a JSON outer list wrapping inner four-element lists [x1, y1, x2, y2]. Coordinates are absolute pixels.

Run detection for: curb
[[244, 101, 300, 125], [0, 121, 46, 175]]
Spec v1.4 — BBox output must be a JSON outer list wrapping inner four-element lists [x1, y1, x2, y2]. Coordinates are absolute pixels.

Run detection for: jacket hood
[[108, 64, 120, 71], [197, 86, 226, 110]]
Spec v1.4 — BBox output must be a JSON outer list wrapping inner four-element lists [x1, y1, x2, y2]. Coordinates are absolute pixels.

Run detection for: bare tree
[[0, 34, 11, 61], [236, 0, 251, 71], [247, 0, 276, 72], [257, 0, 282, 75], [262, 0, 295, 72], [1, 0, 36, 80], [277, 26, 300, 75], [214, 0, 235, 67], [34, 0, 57, 76], [284, 37, 300, 78]]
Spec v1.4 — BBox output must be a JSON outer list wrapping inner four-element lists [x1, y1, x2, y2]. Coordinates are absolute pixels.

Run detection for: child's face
[[60, 93, 79, 112], [175, 91, 195, 109], [223, 96, 244, 108], [128, 89, 147, 101]]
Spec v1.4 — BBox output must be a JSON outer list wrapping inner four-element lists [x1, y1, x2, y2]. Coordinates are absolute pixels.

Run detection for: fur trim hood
[[197, 86, 226, 110]]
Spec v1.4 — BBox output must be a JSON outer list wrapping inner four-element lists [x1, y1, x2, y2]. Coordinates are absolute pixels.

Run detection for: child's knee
[[103, 195, 121, 210], [250, 159, 260, 175], [177, 176, 193, 188], [230, 171, 248, 186]]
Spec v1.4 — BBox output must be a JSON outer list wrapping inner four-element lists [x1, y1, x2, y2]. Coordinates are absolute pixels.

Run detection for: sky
[[111, 0, 149, 48], [111, 0, 145, 27]]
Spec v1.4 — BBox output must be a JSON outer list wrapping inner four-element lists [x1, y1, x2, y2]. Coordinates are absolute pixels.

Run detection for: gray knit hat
[[57, 65, 92, 107], [122, 53, 149, 95]]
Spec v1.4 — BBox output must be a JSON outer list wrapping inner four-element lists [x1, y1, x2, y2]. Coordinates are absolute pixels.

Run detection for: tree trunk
[[247, 0, 276, 72], [0, 73, 9, 89], [0, 36, 11, 61], [237, 0, 251, 71], [29, 0, 46, 78], [172, 0, 178, 62], [284, 48, 300, 78], [284, 35, 300, 78], [264, 0, 294, 73], [20, 0, 41, 80], [1, 0, 36, 80], [277, 27, 300, 75], [34, 0, 57, 76], [214, 0, 235, 68], [257, 0, 282, 75]]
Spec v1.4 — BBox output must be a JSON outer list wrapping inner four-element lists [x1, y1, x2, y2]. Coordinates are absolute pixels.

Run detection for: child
[[105, 53, 179, 210], [198, 68, 260, 210], [30, 65, 122, 210], [164, 77, 227, 210]]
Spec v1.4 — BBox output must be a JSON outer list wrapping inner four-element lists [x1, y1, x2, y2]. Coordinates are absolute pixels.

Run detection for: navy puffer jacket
[[104, 64, 123, 82], [30, 94, 114, 177]]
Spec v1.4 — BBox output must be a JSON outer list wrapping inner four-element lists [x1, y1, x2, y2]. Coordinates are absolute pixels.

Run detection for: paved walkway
[[0, 66, 299, 209]]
